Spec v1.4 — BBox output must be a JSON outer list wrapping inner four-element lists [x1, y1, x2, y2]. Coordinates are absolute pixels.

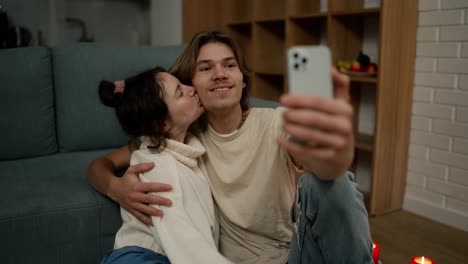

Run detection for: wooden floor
[[369, 210, 468, 264]]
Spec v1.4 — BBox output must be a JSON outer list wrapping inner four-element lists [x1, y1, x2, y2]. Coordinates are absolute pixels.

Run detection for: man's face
[[192, 42, 244, 113]]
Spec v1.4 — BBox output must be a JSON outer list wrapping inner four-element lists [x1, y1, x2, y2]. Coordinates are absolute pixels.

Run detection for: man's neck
[[206, 105, 243, 134]]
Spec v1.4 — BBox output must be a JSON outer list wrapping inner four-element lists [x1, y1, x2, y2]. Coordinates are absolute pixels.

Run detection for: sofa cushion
[[0, 150, 121, 263], [52, 44, 185, 152], [250, 97, 281, 108], [0, 47, 57, 160]]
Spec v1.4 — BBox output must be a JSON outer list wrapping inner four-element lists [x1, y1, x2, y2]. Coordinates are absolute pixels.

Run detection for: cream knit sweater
[[113, 136, 231, 264]]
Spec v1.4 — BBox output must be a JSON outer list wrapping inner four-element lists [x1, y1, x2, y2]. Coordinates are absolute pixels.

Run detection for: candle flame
[[422, 256, 425, 264]]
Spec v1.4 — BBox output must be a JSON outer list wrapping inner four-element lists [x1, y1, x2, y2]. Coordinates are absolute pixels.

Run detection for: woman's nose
[[183, 85, 195, 96]]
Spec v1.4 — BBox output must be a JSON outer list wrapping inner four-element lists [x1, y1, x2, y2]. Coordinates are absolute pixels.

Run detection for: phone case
[[287, 46, 333, 98]]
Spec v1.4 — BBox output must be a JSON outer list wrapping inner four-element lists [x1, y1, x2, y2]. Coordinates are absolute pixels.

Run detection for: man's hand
[[108, 162, 173, 225], [277, 68, 354, 180]]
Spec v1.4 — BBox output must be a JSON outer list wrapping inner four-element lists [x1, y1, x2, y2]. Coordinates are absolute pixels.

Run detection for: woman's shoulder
[[131, 148, 181, 184], [130, 147, 175, 165]]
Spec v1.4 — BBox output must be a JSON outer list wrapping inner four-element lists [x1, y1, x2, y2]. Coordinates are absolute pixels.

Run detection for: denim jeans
[[100, 246, 171, 264], [288, 172, 374, 264]]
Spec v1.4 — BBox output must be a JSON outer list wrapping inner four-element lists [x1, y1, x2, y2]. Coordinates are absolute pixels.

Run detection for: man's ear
[[163, 121, 171, 133]]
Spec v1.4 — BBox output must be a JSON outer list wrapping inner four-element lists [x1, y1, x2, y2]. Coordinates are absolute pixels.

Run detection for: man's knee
[[297, 171, 367, 221]]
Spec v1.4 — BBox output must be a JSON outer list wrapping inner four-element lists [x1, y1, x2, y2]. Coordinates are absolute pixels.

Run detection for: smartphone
[[287, 46, 333, 98]]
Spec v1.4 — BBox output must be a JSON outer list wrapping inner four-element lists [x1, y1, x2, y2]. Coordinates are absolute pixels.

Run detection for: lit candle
[[372, 242, 380, 264], [411, 256, 435, 264]]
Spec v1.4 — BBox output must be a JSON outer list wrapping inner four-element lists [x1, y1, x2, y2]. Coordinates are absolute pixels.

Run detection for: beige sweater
[[199, 107, 296, 264], [113, 137, 232, 264]]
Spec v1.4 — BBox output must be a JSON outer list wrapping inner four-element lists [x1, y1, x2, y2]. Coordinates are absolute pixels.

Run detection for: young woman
[[98, 67, 231, 264]]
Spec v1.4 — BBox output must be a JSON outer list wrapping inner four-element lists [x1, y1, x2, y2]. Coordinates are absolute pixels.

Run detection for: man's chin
[[205, 102, 240, 113]]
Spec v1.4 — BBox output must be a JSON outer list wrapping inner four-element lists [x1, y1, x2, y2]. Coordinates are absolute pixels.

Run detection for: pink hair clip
[[114, 80, 125, 94]]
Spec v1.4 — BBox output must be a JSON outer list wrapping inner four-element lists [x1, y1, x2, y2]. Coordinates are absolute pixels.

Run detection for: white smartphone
[[287, 46, 333, 98]]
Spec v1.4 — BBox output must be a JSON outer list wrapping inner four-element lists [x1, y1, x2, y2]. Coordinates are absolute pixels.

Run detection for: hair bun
[[98, 80, 122, 107]]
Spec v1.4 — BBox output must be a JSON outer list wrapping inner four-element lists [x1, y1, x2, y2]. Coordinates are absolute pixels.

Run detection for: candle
[[411, 256, 435, 264], [372, 242, 380, 264]]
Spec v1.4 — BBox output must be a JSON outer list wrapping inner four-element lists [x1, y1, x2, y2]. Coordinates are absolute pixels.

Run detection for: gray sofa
[[0, 44, 278, 264]]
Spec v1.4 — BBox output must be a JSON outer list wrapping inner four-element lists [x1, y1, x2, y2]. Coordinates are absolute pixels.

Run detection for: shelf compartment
[[289, 13, 328, 19], [328, 15, 363, 64], [355, 83, 376, 138], [352, 148, 373, 209], [331, 8, 380, 16], [355, 134, 374, 152], [252, 73, 285, 101], [350, 82, 376, 148], [254, 21, 286, 75], [255, 17, 286, 23], [349, 75, 378, 84], [328, 13, 380, 66], [225, 24, 253, 69], [223, 0, 253, 24], [226, 20, 252, 27], [329, 0, 381, 13], [254, 0, 287, 21], [287, 16, 327, 47], [288, 0, 325, 16]]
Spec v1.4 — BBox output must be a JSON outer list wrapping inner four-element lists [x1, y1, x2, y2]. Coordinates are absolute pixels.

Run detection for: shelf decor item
[[372, 242, 380, 264], [410, 256, 435, 264]]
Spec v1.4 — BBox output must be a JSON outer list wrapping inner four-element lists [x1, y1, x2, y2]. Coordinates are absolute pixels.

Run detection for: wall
[[1, 0, 50, 46], [404, 0, 468, 232], [150, 0, 182, 45], [62, 0, 150, 45], [1, 0, 162, 46]]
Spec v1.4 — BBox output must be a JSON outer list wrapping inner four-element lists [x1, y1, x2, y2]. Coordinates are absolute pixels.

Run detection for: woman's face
[[158, 72, 204, 133]]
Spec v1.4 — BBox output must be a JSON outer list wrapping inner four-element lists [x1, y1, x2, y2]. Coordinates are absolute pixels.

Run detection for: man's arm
[[277, 68, 354, 180], [86, 145, 173, 224], [86, 145, 132, 196]]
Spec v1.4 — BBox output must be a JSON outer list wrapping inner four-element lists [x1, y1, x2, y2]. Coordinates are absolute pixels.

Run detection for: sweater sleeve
[[131, 150, 232, 264]]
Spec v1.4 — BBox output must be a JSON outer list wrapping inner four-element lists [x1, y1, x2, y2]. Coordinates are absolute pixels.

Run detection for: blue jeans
[[288, 172, 374, 264], [100, 246, 170, 264]]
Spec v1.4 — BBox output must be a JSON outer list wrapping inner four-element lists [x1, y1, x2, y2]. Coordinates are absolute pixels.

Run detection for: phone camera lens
[[294, 63, 299, 70], [293, 53, 298, 59], [302, 57, 308, 64]]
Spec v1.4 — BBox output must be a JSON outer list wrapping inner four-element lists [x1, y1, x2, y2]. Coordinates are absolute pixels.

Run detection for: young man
[[87, 31, 373, 264]]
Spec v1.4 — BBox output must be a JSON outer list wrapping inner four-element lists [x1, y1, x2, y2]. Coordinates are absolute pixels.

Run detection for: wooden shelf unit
[[254, 20, 286, 75], [183, 0, 418, 215]]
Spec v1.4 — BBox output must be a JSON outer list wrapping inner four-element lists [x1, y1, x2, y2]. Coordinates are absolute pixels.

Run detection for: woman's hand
[[277, 68, 354, 180], [108, 162, 173, 225]]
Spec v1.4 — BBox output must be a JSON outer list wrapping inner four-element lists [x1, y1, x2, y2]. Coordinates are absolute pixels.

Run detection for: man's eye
[[199, 67, 210, 72], [227, 63, 236, 68]]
